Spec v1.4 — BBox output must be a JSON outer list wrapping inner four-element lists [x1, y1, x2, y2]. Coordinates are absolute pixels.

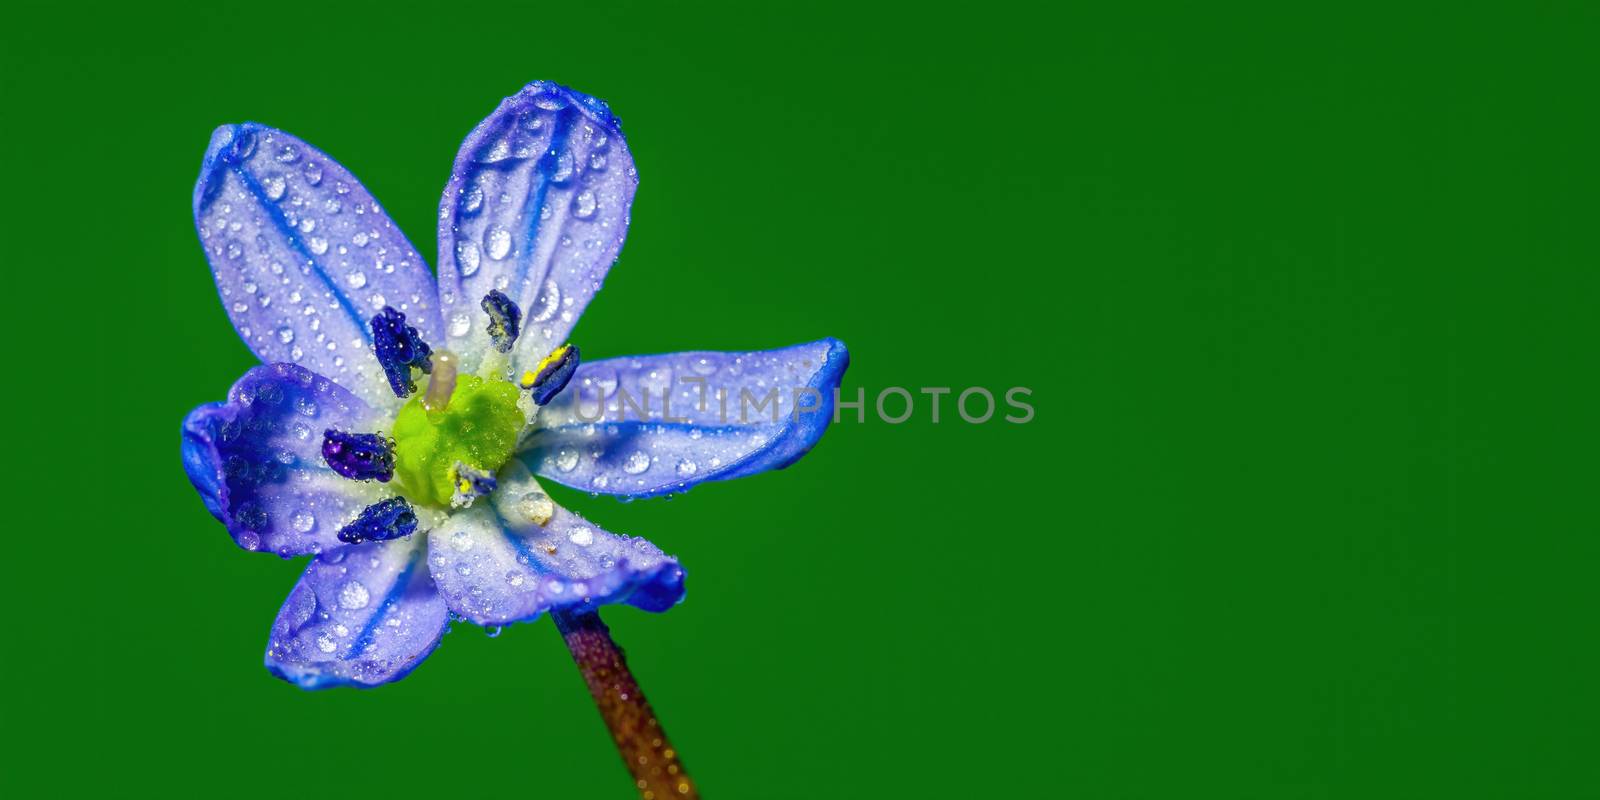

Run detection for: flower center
[[392, 372, 524, 508]]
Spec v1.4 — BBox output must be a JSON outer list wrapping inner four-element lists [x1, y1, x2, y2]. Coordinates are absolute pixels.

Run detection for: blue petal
[[181, 363, 392, 557], [193, 123, 443, 410], [426, 465, 685, 625], [265, 535, 449, 689], [524, 339, 849, 497], [435, 81, 637, 374]]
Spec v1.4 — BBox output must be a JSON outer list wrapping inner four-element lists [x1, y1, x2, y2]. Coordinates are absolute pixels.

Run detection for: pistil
[[423, 350, 459, 413]]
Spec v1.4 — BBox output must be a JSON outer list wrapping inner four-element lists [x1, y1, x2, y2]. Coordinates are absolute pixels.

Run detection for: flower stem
[[553, 609, 699, 800]]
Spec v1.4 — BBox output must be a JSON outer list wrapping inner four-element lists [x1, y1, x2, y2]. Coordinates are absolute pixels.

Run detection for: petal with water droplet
[[426, 465, 685, 625], [182, 363, 392, 557], [525, 339, 849, 498], [265, 535, 449, 689], [193, 123, 443, 410], [435, 81, 637, 375]]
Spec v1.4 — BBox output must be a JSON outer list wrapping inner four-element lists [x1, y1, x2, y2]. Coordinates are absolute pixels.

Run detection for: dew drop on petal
[[485, 226, 512, 260], [338, 581, 370, 610], [572, 190, 597, 219], [262, 174, 287, 201], [456, 240, 481, 276], [529, 279, 560, 322]]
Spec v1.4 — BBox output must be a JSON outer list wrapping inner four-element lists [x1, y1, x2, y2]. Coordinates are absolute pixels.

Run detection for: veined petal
[[436, 81, 636, 374], [265, 535, 448, 689], [181, 363, 391, 557], [525, 339, 848, 497], [193, 123, 442, 410], [426, 465, 685, 626]]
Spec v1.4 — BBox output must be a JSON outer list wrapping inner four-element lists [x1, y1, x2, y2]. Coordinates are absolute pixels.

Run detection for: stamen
[[481, 290, 522, 353], [337, 497, 418, 544], [423, 350, 459, 412], [450, 461, 498, 508], [371, 306, 433, 397], [519, 344, 581, 405], [321, 429, 395, 482]]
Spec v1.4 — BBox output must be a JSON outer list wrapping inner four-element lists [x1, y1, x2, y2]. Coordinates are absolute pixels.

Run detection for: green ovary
[[392, 374, 524, 507]]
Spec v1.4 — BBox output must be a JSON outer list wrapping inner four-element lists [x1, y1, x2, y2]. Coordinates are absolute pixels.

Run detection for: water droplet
[[623, 451, 651, 474], [568, 527, 594, 547], [555, 448, 580, 472], [484, 226, 511, 260], [276, 144, 300, 163], [303, 161, 323, 185], [572, 190, 597, 219], [225, 128, 257, 163], [485, 625, 503, 638], [506, 571, 526, 587], [338, 581, 370, 609], [450, 530, 475, 552], [548, 151, 575, 184], [275, 326, 295, 345], [456, 240, 481, 276], [529, 279, 560, 322], [589, 152, 608, 171], [691, 357, 717, 376], [316, 633, 338, 653], [346, 271, 367, 289], [532, 87, 569, 110], [639, 369, 673, 395], [292, 512, 315, 532], [519, 492, 554, 524], [449, 313, 471, 337], [308, 237, 329, 255], [676, 459, 698, 477], [459, 183, 484, 215], [262, 174, 287, 201], [587, 367, 619, 398]]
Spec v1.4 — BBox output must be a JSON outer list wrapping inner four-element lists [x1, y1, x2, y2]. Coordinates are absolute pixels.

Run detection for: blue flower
[[181, 81, 849, 689]]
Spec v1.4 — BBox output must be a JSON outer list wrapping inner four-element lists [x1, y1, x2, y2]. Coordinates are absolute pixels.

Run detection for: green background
[[3, 2, 1594, 797]]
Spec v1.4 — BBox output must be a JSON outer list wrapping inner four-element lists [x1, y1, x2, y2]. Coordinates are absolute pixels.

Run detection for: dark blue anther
[[481, 290, 522, 353], [337, 497, 418, 545], [371, 306, 433, 397], [321, 429, 395, 482], [519, 344, 581, 405]]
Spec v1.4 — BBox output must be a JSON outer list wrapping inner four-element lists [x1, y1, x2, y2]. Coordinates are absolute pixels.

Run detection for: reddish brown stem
[[554, 609, 699, 800]]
